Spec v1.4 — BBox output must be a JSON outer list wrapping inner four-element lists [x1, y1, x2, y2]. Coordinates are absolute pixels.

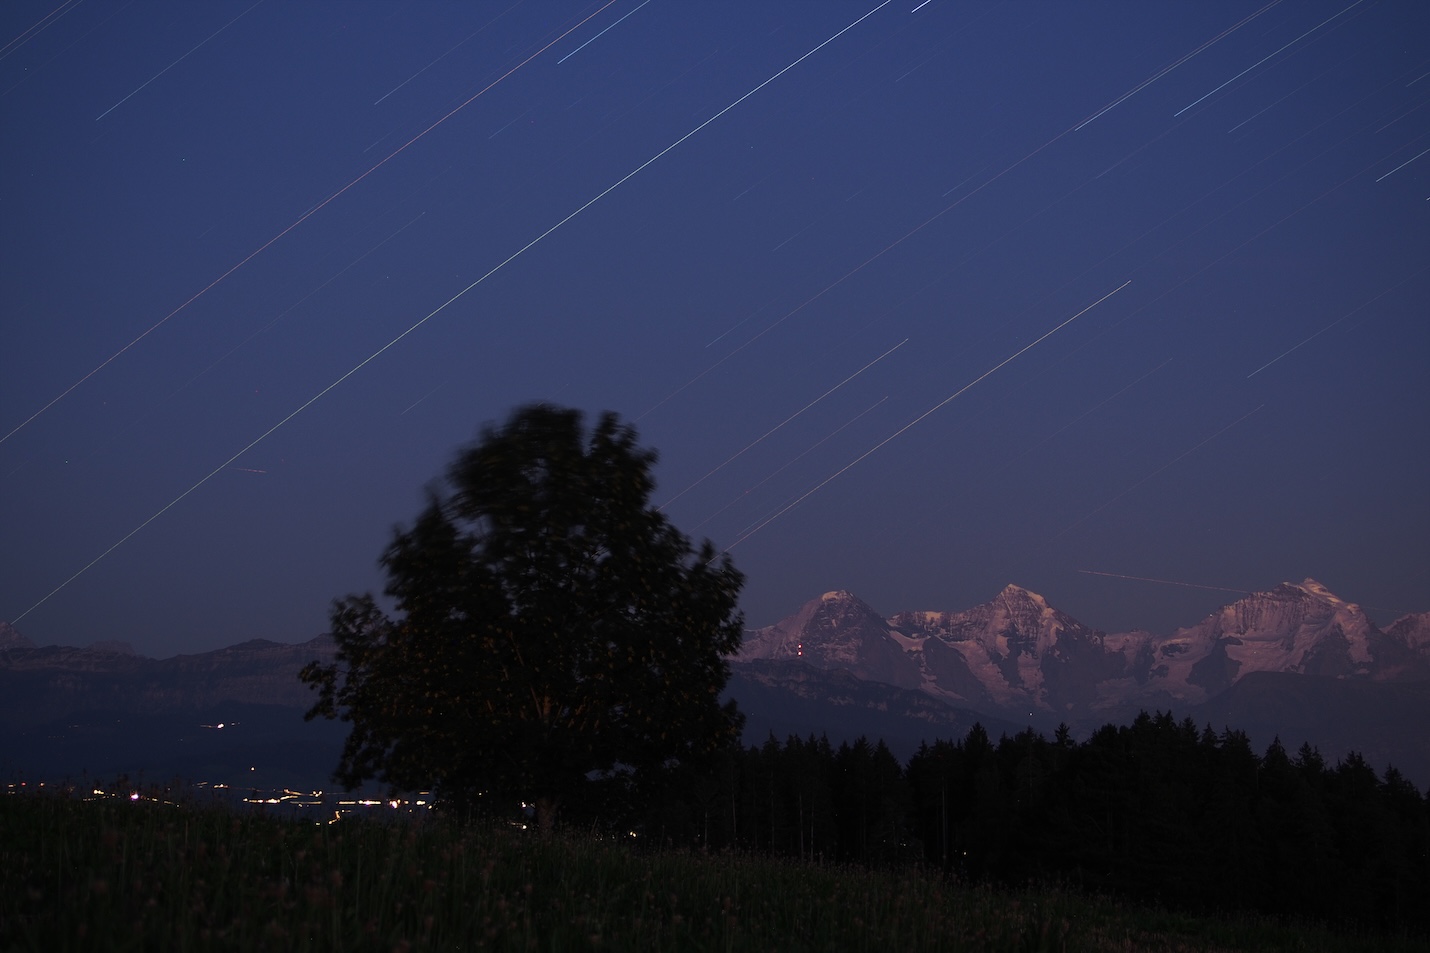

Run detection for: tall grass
[[2, 789, 1417, 952]]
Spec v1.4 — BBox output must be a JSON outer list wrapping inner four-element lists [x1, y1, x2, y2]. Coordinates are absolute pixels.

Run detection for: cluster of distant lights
[[4, 779, 433, 825], [201, 779, 432, 824], [10, 716, 561, 829], [0, 718, 599, 827], [6, 780, 638, 836]]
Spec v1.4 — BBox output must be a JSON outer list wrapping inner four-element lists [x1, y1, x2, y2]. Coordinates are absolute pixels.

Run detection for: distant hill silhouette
[[0, 636, 343, 789]]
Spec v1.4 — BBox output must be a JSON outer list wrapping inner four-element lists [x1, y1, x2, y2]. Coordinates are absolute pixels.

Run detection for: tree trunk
[[535, 795, 560, 833]]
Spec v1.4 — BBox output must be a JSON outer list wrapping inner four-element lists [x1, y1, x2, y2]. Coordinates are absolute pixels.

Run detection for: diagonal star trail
[[13, 0, 898, 622], [2, 1, 618, 448], [723, 281, 1131, 552]]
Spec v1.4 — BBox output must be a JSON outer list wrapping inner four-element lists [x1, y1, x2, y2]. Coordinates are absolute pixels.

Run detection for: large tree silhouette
[[301, 404, 744, 828]]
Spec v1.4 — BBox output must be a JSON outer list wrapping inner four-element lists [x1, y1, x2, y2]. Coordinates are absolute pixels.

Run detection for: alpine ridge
[[4, 581, 1427, 787], [735, 579, 1430, 720]]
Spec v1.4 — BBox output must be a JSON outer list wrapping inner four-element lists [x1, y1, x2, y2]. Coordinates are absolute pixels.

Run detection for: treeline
[[619, 712, 1428, 933]]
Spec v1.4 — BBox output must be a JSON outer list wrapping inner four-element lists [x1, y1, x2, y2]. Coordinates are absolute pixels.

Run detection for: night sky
[[3, 1, 1427, 659]]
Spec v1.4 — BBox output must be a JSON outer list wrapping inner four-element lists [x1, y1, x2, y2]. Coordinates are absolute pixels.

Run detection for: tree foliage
[[301, 404, 745, 826], [629, 718, 1428, 933]]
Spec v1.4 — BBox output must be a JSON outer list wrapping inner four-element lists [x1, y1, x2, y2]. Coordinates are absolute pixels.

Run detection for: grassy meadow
[[2, 788, 1419, 952]]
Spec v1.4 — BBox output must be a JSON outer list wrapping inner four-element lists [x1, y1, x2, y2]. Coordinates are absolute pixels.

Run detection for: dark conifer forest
[[603, 712, 1429, 934]]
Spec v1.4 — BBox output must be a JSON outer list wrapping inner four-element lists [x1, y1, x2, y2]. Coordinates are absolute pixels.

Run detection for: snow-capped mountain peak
[[737, 590, 920, 688], [1290, 578, 1351, 605], [1161, 579, 1379, 690], [996, 582, 1046, 605], [736, 581, 1429, 720]]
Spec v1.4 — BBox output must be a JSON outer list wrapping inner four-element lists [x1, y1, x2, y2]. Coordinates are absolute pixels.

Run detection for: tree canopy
[[300, 404, 745, 827]]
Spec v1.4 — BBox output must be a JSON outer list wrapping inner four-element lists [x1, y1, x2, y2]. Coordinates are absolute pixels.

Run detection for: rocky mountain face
[[726, 658, 1026, 761], [0, 621, 35, 650], [735, 580, 1430, 722], [1386, 611, 1430, 653]]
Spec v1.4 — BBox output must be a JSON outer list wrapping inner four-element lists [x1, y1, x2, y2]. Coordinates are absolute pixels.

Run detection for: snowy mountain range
[[3, 580, 1427, 787], [735, 579, 1430, 721]]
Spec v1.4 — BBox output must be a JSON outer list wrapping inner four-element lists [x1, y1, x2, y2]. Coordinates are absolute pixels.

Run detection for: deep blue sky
[[3, 1, 1426, 658]]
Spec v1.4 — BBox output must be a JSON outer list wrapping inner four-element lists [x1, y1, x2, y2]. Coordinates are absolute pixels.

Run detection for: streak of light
[[723, 282, 1130, 552], [990, 358, 1173, 477], [488, 107, 531, 139], [942, 164, 990, 197], [15, 404, 303, 622], [56, 211, 432, 468], [732, 169, 779, 202], [1076, 74, 1425, 362], [0, 2, 617, 449], [1228, 97, 1287, 136], [1174, 0, 1366, 118], [373, 0, 523, 105], [839, 164, 1126, 362], [1055, 404, 1266, 539], [505, 34, 720, 213], [771, 220, 818, 253], [1102, 11, 1366, 178], [1373, 99, 1428, 135], [12, 0, 896, 620], [95, 0, 264, 121], [3, 0, 135, 99], [0, 0, 80, 61], [1183, 73, 1412, 236], [361, 129, 397, 154], [770, 187, 865, 252], [910, 1, 933, 13], [830, 149, 1134, 414], [1246, 267, 1428, 378], [659, 338, 907, 510], [400, 385, 442, 416], [640, 316, 762, 418], [177, 211, 430, 386], [651, 9, 1286, 424], [558, 0, 654, 64], [721, 36, 1405, 441], [690, 397, 888, 534], [1225, 42, 1354, 135], [577, 44, 721, 141], [644, 123, 1081, 421], [1095, 105, 1204, 180], [1375, 144, 1430, 182], [895, 5, 995, 84], [228, 467, 267, 474], [704, 295, 779, 349], [1085, 163, 1383, 360], [1076, 0, 1281, 130], [1076, 570, 1252, 595]]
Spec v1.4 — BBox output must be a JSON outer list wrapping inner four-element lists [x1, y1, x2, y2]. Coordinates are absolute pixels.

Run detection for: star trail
[[2, 1, 1425, 655]]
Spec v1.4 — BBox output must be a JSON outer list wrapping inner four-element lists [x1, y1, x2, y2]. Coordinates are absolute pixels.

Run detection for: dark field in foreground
[[3, 790, 1422, 953]]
